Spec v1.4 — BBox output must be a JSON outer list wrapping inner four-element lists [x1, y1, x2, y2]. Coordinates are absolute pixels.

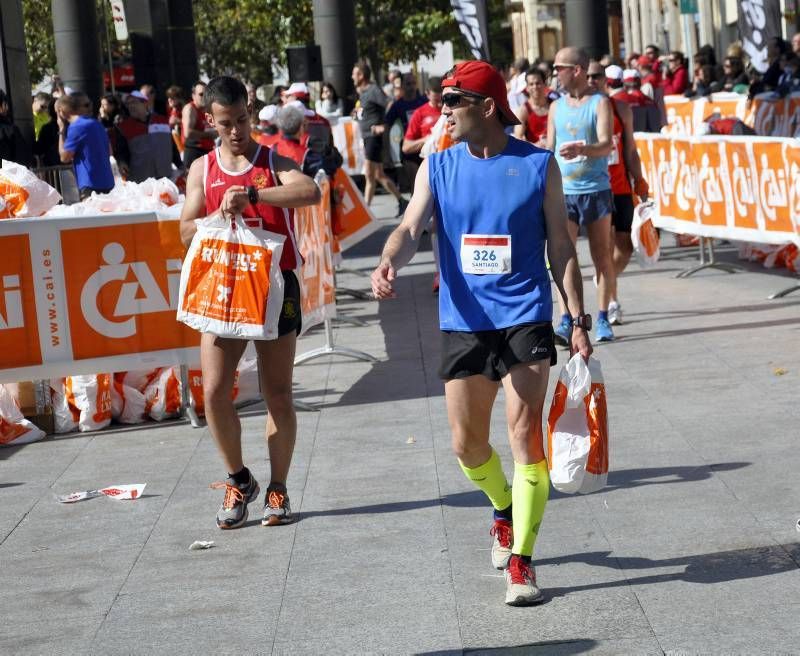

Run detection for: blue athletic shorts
[[565, 189, 614, 226]]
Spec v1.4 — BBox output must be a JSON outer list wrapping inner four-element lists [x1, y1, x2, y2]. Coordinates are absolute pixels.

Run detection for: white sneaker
[[504, 555, 543, 606], [490, 518, 513, 570], [608, 301, 623, 326]]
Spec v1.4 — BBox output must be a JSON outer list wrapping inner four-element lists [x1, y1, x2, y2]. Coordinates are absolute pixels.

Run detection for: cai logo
[[0, 275, 23, 330], [80, 242, 181, 339]]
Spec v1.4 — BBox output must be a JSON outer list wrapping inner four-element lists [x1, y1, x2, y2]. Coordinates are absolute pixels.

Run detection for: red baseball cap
[[442, 61, 520, 126], [637, 54, 653, 68]]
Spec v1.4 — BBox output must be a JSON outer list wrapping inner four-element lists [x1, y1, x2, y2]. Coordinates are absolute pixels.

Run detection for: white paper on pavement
[[56, 483, 146, 503]]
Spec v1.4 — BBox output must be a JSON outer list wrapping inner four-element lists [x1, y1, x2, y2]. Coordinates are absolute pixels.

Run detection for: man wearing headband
[[371, 60, 592, 607]]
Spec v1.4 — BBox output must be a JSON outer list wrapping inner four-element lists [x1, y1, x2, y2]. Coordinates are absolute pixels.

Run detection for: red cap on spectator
[[637, 55, 653, 68], [442, 61, 520, 126]]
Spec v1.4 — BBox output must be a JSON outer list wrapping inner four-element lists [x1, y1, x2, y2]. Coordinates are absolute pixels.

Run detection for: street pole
[[101, 0, 115, 95], [564, 0, 610, 61], [312, 0, 358, 111], [52, 0, 103, 107]]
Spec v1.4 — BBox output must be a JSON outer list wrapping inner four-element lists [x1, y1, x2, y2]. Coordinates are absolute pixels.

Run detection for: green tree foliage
[[193, 0, 314, 83], [356, 0, 463, 76], [22, 1, 57, 86]]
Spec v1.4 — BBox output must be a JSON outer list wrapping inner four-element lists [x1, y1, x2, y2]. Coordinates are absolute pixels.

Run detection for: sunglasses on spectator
[[441, 92, 486, 108], [588, 73, 604, 80], [553, 64, 577, 72]]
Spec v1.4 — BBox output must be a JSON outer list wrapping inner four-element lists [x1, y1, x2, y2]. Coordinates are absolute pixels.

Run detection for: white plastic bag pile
[[45, 177, 181, 217], [0, 160, 62, 218]]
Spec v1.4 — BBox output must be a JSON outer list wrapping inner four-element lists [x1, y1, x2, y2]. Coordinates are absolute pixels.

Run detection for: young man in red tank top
[[179, 76, 320, 530], [588, 62, 649, 325]]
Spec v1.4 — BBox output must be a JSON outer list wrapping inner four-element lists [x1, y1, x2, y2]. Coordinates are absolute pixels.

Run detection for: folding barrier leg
[[294, 318, 377, 365], [676, 238, 744, 278]]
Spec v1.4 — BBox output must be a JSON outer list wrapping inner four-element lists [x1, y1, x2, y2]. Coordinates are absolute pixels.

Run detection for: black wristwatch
[[572, 313, 592, 331], [246, 185, 259, 205]]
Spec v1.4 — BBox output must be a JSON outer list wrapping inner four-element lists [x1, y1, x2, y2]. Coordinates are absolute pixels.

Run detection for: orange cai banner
[[330, 117, 366, 176], [295, 173, 336, 333], [0, 213, 201, 384], [331, 168, 380, 252], [635, 133, 800, 246]]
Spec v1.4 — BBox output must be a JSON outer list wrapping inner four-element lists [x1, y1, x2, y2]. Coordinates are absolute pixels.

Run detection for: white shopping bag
[[631, 201, 660, 268], [177, 214, 286, 340], [0, 384, 46, 446], [546, 354, 609, 494]]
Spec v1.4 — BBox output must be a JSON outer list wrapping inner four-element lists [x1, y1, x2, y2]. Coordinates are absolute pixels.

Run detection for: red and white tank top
[[203, 145, 300, 271], [524, 101, 548, 144], [188, 101, 214, 151], [608, 100, 632, 196]]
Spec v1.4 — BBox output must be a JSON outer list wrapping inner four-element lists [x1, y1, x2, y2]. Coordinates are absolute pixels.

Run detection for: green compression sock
[[459, 448, 512, 512], [511, 460, 550, 558]]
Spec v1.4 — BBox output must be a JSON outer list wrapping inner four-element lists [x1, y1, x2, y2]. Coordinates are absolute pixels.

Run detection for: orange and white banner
[[295, 173, 336, 334], [330, 117, 366, 176], [635, 133, 800, 246], [331, 168, 380, 252], [664, 92, 800, 138], [0, 213, 200, 384]]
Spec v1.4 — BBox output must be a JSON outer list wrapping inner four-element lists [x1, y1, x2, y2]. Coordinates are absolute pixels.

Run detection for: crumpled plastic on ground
[[45, 177, 181, 216], [56, 483, 146, 503]]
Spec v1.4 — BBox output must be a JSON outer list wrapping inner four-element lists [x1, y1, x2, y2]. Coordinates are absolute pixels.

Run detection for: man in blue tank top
[[371, 61, 592, 607], [547, 47, 616, 343]]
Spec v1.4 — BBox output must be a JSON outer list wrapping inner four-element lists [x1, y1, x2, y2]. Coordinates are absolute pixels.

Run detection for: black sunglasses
[[588, 73, 604, 80], [441, 92, 486, 108]]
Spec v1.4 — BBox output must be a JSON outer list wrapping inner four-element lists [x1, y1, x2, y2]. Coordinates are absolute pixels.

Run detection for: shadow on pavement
[[298, 463, 750, 519], [537, 542, 800, 598], [616, 316, 800, 342], [417, 640, 599, 655]]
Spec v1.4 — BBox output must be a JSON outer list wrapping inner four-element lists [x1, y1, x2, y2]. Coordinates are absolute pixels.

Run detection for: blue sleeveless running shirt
[[552, 93, 610, 194], [428, 138, 553, 332]]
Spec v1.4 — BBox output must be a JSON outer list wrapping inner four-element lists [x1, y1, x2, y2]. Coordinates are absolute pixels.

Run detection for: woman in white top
[[315, 82, 344, 119]]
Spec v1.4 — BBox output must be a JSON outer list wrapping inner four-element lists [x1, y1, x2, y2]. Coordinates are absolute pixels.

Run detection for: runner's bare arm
[[618, 101, 648, 199], [371, 158, 435, 299], [268, 152, 322, 207], [579, 96, 613, 158], [545, 102, 556, 152], [179, 158, 207, 246], [542, 157, 592, 359], [513, 104, 529, 140]]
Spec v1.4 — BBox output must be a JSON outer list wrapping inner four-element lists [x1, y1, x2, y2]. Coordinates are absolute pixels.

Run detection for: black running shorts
[[612, 193, 635, 233], [278, 270, 302, 337], [438, 322, 557, 381], [363, 136, 384, 163]]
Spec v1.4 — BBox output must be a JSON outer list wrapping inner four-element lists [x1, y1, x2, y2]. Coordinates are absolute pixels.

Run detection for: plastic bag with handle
[[546, 354, 609, 494], [177, 214, 286, 340], [631, 200, 660, 267]]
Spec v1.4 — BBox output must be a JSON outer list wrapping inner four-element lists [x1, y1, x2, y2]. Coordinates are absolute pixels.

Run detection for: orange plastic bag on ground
[[177, 215, 286, 340], [0, 384, 46, 446], [546, 354, 609, 494], [631, 201, 660, 267]]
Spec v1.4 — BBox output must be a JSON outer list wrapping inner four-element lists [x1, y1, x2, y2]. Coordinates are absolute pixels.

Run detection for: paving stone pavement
[[1, 192, 799, 655]]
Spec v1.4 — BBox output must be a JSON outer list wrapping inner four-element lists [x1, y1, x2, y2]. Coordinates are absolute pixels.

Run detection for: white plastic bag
[[0, 161, 62, 218], [546, 354, 609, 494], [0, 384, 46, 446], [177, 214, 286, 340], [66, 374, 113, 432], [631, 201, 660, 267]]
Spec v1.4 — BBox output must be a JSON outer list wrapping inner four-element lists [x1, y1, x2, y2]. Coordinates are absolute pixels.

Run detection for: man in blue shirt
[[56, 93, 115, 199], [371, 61, 592, 607]]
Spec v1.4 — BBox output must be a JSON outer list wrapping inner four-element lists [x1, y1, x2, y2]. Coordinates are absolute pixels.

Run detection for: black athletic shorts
[[363, 135, 384, 163], [612, 193, 635, 233], [438, 322, 557, 382], [278, 270, 302, 337]]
